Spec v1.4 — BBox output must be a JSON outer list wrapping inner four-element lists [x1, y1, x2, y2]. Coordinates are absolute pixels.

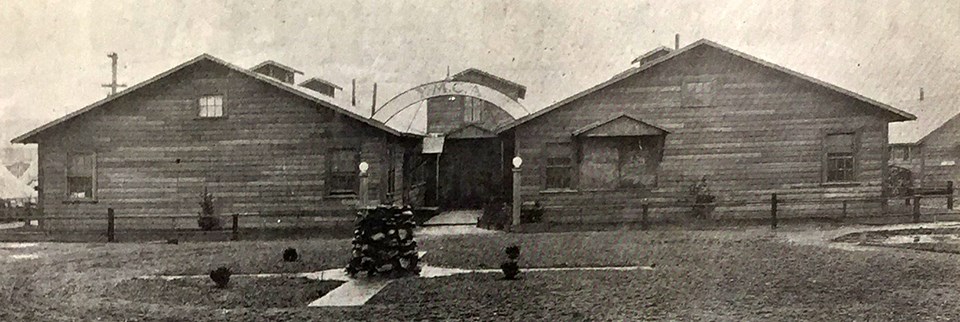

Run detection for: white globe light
[[512, 156, 523, 168], [358, 161, 370, 173]]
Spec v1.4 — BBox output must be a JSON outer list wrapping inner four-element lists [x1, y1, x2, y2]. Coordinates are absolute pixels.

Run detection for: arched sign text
[[373, 80, 530, 123]]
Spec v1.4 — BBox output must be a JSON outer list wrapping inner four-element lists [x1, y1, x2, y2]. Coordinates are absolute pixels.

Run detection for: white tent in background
[[0, 166, 35, 200], [19, 159, 38, 188]]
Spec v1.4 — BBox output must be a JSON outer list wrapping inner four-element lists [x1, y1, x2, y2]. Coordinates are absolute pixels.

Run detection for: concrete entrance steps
[[422, 210, 481, 226]]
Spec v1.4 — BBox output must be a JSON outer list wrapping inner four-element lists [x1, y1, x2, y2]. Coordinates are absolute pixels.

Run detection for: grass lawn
[[3, 229, 960, 321]]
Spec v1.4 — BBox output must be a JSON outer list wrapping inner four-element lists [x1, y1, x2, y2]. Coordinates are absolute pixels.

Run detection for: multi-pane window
[[580, 137, 653, 190], [463, 97, 485, 124], [544, 142, 573, 189], [329, 149, 359, 195], [824, 133, 856, 182], [198, 95, 224, 118], [67, 153, 96, 200], [681, 79, 715, 107]]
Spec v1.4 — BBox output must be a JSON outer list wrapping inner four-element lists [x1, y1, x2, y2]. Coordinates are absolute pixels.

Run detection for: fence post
[[770, 193, 778, 229], [842, 200, 848, 218], [948, 181, 954, 210], [913, 196, 921, 223], [231, 213, 239, 241], [107, 208, 115, 243], [641, 203, 649, 231]]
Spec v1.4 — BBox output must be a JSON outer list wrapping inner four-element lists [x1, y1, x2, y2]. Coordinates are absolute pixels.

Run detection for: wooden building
[[501, 39, 915, 222], [14, 38, 918, 232], [11, 55, 416, 231]]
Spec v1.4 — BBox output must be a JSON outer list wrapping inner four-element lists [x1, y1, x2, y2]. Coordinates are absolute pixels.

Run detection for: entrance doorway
[[437, 138, 504, 209]]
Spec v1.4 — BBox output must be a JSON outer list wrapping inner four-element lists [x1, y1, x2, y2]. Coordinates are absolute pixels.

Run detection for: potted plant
[[209, 266, 232, 288], [500, 245, 521, 280], [197, 188, 221, 231]]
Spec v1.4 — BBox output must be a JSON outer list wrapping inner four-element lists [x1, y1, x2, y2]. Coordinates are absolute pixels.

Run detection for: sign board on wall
[[423, 134, 444, 154]]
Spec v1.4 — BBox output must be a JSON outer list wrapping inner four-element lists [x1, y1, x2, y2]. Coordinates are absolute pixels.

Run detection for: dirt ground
[[2, 225, 960, 321]]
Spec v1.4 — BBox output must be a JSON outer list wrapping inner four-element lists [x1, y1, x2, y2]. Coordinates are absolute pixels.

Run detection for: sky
[[1, 0, 959, 146]]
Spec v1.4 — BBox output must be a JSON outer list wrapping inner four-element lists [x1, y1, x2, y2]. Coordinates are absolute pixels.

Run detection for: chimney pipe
[[675, 34, 680, 50], [371, 82, 378, 117], [351, 79, 356, 106], [920, 87, 925, 101]]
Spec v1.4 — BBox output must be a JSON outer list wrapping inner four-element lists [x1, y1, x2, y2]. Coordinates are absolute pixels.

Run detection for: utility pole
[[101, 52, 127, 96]]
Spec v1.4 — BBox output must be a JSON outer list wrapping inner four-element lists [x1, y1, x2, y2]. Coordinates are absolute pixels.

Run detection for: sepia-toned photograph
[[2, 1, 960, 320]]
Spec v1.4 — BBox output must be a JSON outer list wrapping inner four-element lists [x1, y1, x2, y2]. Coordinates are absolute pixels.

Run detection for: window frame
[[681, 76, 717, 107], [197, 94, 225, 119], [573, 136, 663, 192], [327, 148, 360, 196], [821, 130, 861, 185], [65, 152, 97, 201], [543, 142, 575, 191]]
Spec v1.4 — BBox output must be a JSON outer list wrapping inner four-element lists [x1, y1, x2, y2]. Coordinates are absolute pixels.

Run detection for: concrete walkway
[[139, 250, 655, 308], [423, 210, 481, 226]]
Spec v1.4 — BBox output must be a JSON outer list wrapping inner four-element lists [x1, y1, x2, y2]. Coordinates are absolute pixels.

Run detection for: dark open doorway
[[435, 138, 504, 209]]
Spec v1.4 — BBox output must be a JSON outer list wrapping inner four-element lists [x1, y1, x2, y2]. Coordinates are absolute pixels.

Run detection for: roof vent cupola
[[250, 60, 304, 84]]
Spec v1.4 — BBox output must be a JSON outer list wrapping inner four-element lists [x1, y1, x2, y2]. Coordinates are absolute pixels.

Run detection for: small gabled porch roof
[[572, 114, 669, 137]]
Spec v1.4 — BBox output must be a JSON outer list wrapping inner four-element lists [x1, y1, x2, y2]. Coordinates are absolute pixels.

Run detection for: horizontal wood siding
[[514, 45, 891, 222], [36, 60, 397, 231], [918, 119, 960, 186]]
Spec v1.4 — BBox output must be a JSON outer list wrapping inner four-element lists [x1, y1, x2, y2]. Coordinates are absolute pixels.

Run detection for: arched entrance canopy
[[373, 80, 530, 124]]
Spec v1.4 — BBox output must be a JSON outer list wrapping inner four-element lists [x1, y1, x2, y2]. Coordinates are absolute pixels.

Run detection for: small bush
[[479, 199, 511, 230], [166, 239, 179, 245], [688, 177, 716, 218], [521, 202, 544, 224], [209, 266, 232, 288], [283, 248, 299, 262], [197, 188, 221, 231]]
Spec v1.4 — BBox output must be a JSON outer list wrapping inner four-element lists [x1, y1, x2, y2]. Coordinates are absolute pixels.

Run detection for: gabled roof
[[916, 110, 960, 145], [500, 39, 917, 133], [250, 60, 304, 75], [12, 54, 403, 144], [889, 95, 960, 144], [630, 46, 673, 65], [446, 123, 497, 139], [299, 77, 343, 90], [452, 68, 527, 99], [572, 114, 668, 137]]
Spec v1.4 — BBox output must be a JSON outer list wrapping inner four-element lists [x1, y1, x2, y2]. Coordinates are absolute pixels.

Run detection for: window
[[67, 153, 96, 200], [824, 133, 856, 182], [198, 95, 223, 118], [329, 149, 359, 195], [890, 146, 910, 161], [463, 97, 485, 124], [580, 137, 658, 190], [544, 142, 573, 189], [681, 78, 715, 107]]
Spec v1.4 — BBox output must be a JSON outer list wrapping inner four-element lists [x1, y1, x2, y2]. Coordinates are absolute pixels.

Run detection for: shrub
[[521, 201, 544, 224], [283, 248, 299, 262], [688, 177, 716, 218], [196, 188, 221, 231], [209, 266, 232, 288], [479, 199, 511, 230]]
